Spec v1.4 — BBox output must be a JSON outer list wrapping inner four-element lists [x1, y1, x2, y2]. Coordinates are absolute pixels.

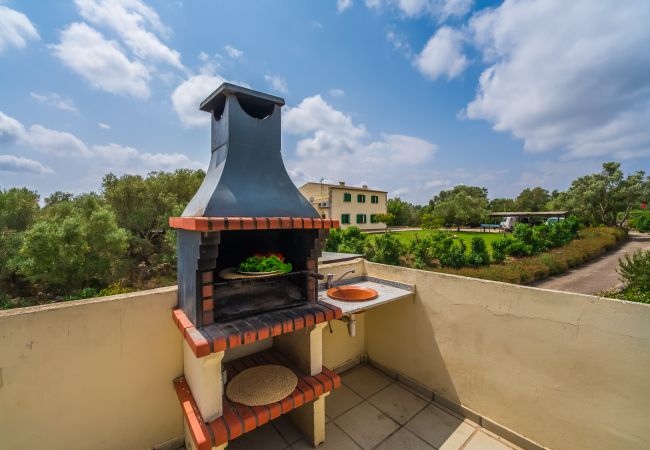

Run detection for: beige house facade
[[299, 181, 387, 231]]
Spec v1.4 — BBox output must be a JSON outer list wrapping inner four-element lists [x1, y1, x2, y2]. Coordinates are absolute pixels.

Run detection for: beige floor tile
[[406, 404, 476, 450], [291, 422, 362, 450], [341, 365, 393, 398], [463, 431, 515, 450], [334, 401, 400, 449], [374, 428, 434, 450], [227, 421, 289, 450], [272, 415, 303, 445], [326, 384, 364, 419], [368, 383, 428, 424]]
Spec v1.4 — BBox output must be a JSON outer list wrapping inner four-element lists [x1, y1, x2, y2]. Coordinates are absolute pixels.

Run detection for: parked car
[[500, 216, 518, 231], [545, 217, 565, 225]]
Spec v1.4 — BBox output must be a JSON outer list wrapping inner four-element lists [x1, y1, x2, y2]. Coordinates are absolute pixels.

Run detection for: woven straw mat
[[226, 364, 298, 406]]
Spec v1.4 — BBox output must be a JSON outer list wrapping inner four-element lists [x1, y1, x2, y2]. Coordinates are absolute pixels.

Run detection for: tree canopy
[[550, 162, 649, 226]]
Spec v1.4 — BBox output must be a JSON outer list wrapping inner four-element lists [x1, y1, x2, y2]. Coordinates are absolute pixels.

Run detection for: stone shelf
[[174, 350, 341, 450], [172, 303, 343, 358]]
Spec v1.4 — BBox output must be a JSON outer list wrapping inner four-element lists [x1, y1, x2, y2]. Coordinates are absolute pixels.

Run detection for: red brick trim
[[173, 352, 341, 448], [169, 216, 340, 231], [172, 309, 211, 358], [173, 378, 212, 450]]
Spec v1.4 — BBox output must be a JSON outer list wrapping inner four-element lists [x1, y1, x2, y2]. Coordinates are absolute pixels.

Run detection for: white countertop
[[318, 279, 414, 315]]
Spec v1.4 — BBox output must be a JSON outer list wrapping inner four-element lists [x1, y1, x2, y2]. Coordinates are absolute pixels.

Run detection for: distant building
[[299, 181, 388, 231]]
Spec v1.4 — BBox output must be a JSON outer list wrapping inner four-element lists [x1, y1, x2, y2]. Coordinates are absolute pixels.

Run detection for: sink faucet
[[326, 269, 356, 288]]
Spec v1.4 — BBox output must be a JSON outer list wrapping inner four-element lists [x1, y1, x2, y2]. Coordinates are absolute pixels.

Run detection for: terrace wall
[[0, 287, 183, 450], [1, 261, 649, 450], [363, 261, 650, 450]]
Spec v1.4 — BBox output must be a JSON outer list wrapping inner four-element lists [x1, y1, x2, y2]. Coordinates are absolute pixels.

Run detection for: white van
[[500, 216, 518, 231]]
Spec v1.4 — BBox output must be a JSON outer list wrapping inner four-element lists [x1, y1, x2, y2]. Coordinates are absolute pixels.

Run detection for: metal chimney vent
[[182, 83, 318, 218]]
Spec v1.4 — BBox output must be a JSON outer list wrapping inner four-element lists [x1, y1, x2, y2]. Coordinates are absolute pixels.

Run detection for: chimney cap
[[200, 82, 285, 112], [338, 181, 346, 186]]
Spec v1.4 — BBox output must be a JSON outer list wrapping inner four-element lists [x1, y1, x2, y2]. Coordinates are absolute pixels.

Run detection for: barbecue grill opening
[[236, 93, 275, 119], [211, 95, 226, 120]]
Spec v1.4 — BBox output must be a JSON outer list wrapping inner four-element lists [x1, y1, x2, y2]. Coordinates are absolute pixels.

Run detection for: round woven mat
[[226, 364, 298, 406]]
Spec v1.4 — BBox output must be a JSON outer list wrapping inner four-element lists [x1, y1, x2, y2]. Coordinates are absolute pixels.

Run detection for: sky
[[1, 0, 649, 205]]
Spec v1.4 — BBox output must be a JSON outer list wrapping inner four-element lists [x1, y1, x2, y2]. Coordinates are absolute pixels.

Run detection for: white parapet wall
[[1, 261, 649, 450], [362, 260, 650, 450], [0, 286, 184, 450]]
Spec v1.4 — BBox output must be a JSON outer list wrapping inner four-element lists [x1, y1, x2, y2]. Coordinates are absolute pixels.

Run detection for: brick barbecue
[[169, 83, 342, 357]]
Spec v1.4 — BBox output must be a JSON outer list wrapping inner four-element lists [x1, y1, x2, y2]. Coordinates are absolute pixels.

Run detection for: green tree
[[0, 188, 40, 231], [102, 169, 205, 265], [550, 162, 649, 226], [16, 199, 128, 295], [431, 192, 488, 231], [514, 187, 550, 212], [430, 185, 488, 207], [489, 198, 516, 212], [386, 198, 421, 226]]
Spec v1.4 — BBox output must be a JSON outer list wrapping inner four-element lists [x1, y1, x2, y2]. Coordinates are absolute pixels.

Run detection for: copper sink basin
[[326, 286, 378, 302]]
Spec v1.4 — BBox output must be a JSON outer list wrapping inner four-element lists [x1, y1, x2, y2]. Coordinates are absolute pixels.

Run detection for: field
[[367, 229, 506, 253]]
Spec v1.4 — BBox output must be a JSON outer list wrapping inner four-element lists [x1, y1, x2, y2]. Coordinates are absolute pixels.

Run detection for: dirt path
[[531, 233, 650, 295]]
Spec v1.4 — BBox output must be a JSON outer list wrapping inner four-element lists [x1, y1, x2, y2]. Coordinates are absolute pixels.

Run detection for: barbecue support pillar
[[183, 421, 228, 450], [273, 322, 327, 376], [289, 392, 329, 447], [183, 340, 224, 422]]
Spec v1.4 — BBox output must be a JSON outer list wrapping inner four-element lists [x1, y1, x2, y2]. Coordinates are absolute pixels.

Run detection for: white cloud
[[0, 111, 90, 156], [51, 22, 151, 98], [29, 92, 78, 113], [27, 125, 90, 157], [75, 0, 182, 68], [0, 5, 39, 52], [366, 0, 473, 19], [0, 155, 53, 175], [338, 0, 353, 13], [224, 45, 243, 59], [415, 26, 468, 80], [264, 74, 289, 95], [328, 88, 345, 97], [386, 30, 412, 57], [93, 143, 203, 170], [283, 95, 437, 195], [98, 122, 111, 129], [171, 73, 225, 127], [464, 0, 650, 160]]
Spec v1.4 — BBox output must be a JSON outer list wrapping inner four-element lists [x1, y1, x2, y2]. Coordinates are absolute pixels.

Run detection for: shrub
[[439, 240, 467, 269], [409, 231, 454, 268], [604, 287, 650, 304], [629, 210, 650, 232], [618, 249, 650, 291], [468, 237, 490, 267], [491, 237, 511, 263], [365, 233, 403, 265], [325, 227, 367, 254]]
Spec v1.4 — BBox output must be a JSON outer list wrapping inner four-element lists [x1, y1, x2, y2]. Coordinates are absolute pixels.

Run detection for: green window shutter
[[370, 214, 377, 223], [371, 195, 378, 204], [356, 214, 367, 224], [341, 214, 350, 224], [357, 194, 366, 203], [343, 193, 351, 202]]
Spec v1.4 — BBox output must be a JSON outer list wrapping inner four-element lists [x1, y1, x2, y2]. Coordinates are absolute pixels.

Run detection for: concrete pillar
[[273, 323, 327, 376], [288, 392, 329, 447], [183, 340, 224, 422]]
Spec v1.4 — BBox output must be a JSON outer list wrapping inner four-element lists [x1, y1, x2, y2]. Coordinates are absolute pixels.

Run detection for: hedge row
[[435, 227, 627, 284]]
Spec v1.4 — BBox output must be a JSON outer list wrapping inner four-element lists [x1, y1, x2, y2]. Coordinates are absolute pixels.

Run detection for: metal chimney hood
[[182, 83, 318, 219]]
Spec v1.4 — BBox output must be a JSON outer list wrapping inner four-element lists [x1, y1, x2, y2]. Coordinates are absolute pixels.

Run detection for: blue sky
[[1, 0, 649, 204]]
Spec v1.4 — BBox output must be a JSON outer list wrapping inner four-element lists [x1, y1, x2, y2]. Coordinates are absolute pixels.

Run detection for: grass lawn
[[368, 229, 507, 253]]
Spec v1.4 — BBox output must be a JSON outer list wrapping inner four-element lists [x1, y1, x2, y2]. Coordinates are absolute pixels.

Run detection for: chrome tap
[[326, 269, 356, 288]]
